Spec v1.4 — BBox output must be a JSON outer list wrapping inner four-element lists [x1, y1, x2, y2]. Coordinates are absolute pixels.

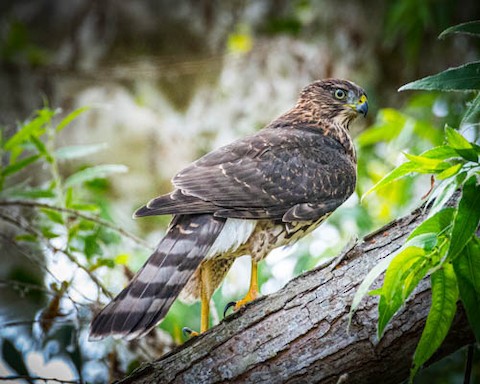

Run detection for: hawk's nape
[[89, 78, 367, 340], [89, 214, 225, 340]]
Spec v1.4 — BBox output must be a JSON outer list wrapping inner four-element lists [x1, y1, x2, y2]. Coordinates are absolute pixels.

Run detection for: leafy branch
[[0, 106, 132, 293], [354, 20, 480, 382], [0, 199, 152, 249], [0, 210, 113, 300], [0, 105, 156, 380]]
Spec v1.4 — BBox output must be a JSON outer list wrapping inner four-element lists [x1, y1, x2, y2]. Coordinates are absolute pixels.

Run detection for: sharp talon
[[223, 301, 237, 317], [182, 327, 199, 337]]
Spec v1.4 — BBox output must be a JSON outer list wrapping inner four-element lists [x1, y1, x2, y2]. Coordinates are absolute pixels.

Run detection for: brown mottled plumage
[[90, 79, 368, 340]]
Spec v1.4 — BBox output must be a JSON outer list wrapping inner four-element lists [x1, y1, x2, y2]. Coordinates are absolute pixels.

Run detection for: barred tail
[[89, 214, 225, 340]]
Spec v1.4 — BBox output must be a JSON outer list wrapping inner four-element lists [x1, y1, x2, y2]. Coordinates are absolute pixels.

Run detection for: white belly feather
[[205, 218, 257, 259]]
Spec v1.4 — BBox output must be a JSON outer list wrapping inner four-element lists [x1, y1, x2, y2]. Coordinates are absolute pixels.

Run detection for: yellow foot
[[234, 289, 259, 310], [182, 327, 200, 337], [224, 259, 260, 317], [223, 289, 259, 317]]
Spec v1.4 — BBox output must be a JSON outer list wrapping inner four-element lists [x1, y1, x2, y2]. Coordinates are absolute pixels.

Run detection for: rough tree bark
[[119, 200, 474, 384]]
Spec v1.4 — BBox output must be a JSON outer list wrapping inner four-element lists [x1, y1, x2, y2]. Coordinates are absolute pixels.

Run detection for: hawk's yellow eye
[[334, 89, 346, 100]]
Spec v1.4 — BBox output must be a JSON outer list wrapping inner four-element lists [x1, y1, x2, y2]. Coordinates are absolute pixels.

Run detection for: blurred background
[[0, 0, 479, 382]]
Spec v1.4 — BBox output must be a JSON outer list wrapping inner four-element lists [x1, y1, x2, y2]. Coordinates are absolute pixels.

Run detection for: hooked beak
[[355, 94, 368, 117]]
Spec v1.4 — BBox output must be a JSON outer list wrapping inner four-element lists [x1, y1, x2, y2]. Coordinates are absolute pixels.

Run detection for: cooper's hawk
[[90, 79, 368, 340]]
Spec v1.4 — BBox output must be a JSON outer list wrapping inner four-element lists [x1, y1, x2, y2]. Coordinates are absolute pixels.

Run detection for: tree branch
[[118, 201, 474, 384]]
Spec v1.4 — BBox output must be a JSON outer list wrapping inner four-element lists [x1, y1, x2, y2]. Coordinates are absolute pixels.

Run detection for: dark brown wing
[[135, 127, 356, 222]]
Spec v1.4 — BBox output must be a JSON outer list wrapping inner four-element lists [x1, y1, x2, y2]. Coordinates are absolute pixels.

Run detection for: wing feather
[[135, 127, 356, 221]]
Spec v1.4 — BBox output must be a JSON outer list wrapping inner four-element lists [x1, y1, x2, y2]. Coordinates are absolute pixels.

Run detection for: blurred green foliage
[[0, 20, 47, 67], [353, 20, 480, 383], [384, 0, 454, 61], [0, 106, 142, 382]]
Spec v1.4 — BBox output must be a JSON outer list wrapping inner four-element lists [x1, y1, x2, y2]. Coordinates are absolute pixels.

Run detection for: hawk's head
[[298, 79, 368, 127]]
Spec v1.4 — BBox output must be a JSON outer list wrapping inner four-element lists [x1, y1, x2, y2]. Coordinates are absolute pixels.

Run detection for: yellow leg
[[234, 259, 259, 311], [183, 264, 212, 338], [200, 269, 210, 333]]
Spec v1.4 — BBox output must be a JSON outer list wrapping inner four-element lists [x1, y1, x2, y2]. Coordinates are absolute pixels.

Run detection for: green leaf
[[84, 233, 101, 259], [1, 188, 56, 199], [399, 62, 480, 92], [56, 106, 90, 132], [409, 208, 455, 239], [411, 263, 458, 379], [65, 187, 74, 207], [78, 219, 96, 231], [420, 145, 462, 160], [439, 21, 480, 39], [402, 258, 431, 301], [427, 177, 460, 217], [54, 143, 107, 160], [362, 162, 418, 200], [29, 134, 48, 155], [404, 153, 444, 167], [64, 164, 128, 188], [69, 203, 99, 212], [362, 147, 460, 201], [455, 171, 468, 185], [405, 233, 437, 251], [461, 92, 480, 125], [30, 134, 54, 163], [15, 234, 37, 243], [377, 247, 428, 338], [452, 237, 480, 341], [435, 162, 463, 180], [40, 208, 64, 225], [4, 108, 56, 151], [95, 257, 115, 269], [40, 227, 59, 239], [447, 176, 480, 261], [1, 154, 40, 177], [445, 126, 478, 162], [348, 252, 397, 330]]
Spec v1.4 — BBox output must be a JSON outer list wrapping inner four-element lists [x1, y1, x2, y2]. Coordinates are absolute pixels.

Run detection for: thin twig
[[0, 232, 96, 307], [62, 248, 114, 299], [0, 232, 64, 287], [0, 211, 113, 299], [0, 376, 79, 384], [1, 318, 64, 329], [464, 344, 474, 384], [0, 199, 153, 250], [0, 279, 61, 297]]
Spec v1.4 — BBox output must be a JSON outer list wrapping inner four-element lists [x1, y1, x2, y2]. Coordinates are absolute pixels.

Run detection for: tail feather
[[89, 214, 225, 340]]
